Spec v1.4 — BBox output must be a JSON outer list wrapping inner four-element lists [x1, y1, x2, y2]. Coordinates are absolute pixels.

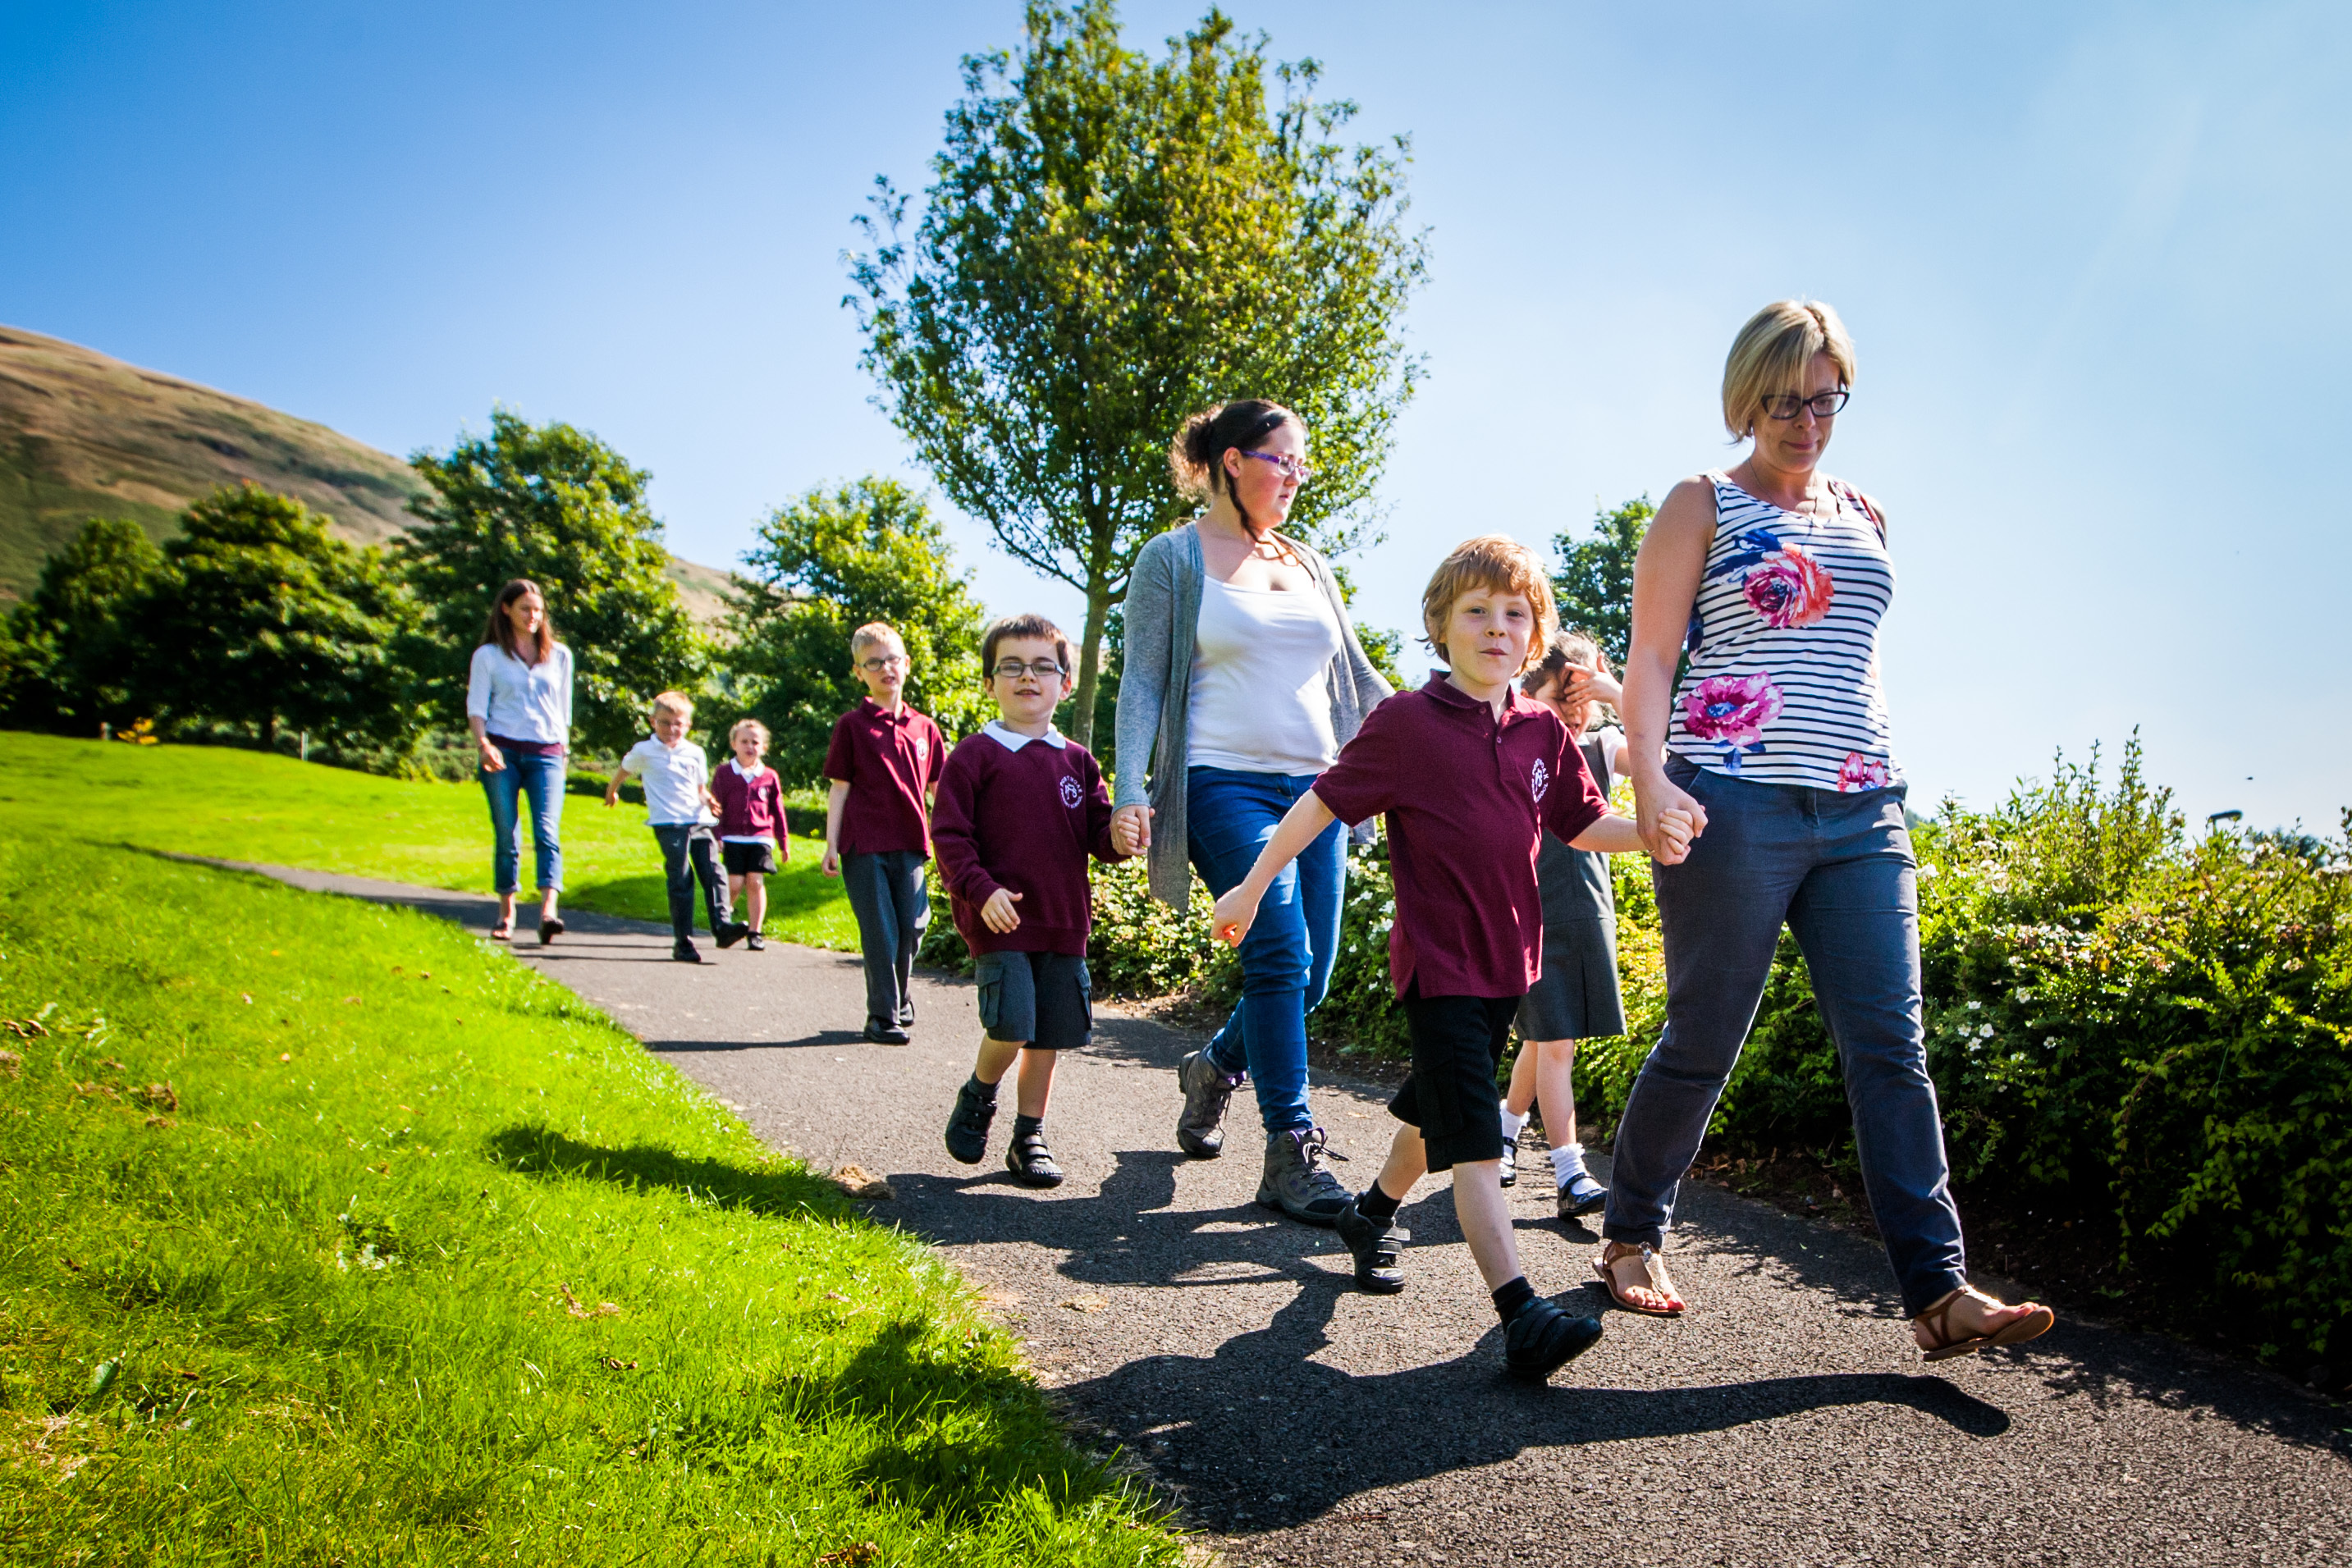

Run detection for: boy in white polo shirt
[[606, 691, 749, 963]]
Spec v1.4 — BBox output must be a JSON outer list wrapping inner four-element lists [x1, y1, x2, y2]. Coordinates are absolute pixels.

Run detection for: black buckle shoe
[[1006, 1128, 1064, 1188], [944, 1081, 997, 1165], [1334, 1200, 1409, 1294], [1503, 1297, 1604, 1379]]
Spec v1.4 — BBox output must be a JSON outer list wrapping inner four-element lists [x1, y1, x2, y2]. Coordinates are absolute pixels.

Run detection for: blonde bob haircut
[[729, 716, 770, 747], [1420, 534, 1558, 676], [1722, 299, 1856, 440]]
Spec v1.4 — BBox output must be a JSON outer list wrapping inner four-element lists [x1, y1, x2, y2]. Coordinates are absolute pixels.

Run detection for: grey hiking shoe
[[1255, 1127, 1350, 1227], [1175, 1048, 1242, 1159]]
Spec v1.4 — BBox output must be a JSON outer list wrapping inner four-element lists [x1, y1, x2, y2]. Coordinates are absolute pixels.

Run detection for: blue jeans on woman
[[1603, 755, 1968, 1317], [1186, 766, 1345, 1135], [482, 744, 566, 894]]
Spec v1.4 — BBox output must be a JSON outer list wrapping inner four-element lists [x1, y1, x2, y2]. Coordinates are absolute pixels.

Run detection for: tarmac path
[[231, 862, 2350, 1566]]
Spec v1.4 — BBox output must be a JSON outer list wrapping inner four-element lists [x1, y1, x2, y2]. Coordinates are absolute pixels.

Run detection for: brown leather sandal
[[1591, 1242, 1685, 1317], [1914, 1285, 2054, 1362]]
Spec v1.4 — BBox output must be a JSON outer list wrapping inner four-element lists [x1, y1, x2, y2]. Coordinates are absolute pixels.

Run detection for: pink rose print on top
[[1682, 673, 1783, 771], [1838, 752, 1890, 792], [1741, 542, 1834, 629]]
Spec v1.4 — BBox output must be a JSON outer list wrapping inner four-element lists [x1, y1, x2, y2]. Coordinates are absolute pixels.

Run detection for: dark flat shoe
[[716, 921, 750, 949], [538, 917, 565, 945], [672, 944, 703, 964]]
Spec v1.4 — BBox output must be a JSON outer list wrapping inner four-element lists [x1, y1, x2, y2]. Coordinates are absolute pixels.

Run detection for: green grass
[[0, 733, 858, 949], [0, 836, 1177, 1565]]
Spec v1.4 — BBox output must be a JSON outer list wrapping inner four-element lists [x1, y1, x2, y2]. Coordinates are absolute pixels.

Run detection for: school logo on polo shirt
[[1059, 775, 1082, 808], [1531, 757, 1550, 802]]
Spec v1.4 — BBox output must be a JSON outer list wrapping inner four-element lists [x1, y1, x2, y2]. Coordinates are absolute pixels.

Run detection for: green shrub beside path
[[0, 836, 1177, 1564]]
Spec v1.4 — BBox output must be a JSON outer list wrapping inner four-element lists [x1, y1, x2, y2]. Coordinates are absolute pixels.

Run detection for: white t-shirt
[[465, 642, 573, 744], [1185, 577, 1343, 776], [624, 737, 715, 826]]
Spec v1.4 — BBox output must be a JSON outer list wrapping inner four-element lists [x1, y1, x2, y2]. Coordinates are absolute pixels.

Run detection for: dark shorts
[[1387, 987, 1520, 1173], [721, 839, 779, 875], [973, 950, 1093, 1051], [1517, 919, 1627, 1041]]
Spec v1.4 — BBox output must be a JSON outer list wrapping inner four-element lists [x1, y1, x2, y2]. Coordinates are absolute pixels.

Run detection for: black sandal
[[538, 916, 565, 945]]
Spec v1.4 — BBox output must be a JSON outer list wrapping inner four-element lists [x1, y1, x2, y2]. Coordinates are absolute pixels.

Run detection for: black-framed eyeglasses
[[991, 659, 1065, 681], [1238, 450, 1314, 483], [859, 653, 908, 672], [1762, 389, 1850, 421]]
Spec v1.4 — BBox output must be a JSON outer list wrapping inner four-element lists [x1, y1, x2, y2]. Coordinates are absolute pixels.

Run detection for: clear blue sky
[[6, 2, 2345, 830]]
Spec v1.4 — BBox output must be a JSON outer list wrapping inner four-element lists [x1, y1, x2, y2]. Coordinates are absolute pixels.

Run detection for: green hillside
[[0, 323, 735, 619]]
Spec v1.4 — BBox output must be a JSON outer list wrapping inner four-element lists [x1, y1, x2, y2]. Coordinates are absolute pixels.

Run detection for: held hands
[[1210, 884, 1261, 948], [1636, 775, 1709, 865], [1648, 806, 1699, 865], [980, 888, 1023, 934], [1111, 805, 1154, 857]]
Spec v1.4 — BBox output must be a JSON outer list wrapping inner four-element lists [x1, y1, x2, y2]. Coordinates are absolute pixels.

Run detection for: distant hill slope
[[0, 323, 736, 622]]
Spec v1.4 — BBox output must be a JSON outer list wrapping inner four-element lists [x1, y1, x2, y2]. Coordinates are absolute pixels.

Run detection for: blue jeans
[[481, 744, 565, 894], [1186, 766, 1345, 1135], [1603, 756, 1967, 1317]]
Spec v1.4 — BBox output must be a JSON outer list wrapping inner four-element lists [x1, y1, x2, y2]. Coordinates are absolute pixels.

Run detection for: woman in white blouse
[[466, 579, 575, 943]]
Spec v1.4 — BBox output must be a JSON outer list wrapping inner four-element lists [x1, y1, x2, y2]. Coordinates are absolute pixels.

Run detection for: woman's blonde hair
[[1419, 535, 1558, 675], [1722, 299, 1856, 440], [729, 717, 770, 747]]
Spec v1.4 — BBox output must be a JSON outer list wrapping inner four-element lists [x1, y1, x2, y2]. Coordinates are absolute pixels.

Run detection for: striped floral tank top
[[1665, 471, 1901, 792]]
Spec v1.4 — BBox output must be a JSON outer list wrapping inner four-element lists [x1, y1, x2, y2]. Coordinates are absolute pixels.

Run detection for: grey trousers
[[1602, 757, 1968, 1317], [652, 824, 732, 945], [843, 848, 929, 1029]]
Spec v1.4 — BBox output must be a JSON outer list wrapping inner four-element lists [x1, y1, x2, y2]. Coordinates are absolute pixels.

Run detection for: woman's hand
[[980, 888, 1023, 934], [1210, 884, 1262, 948], [478, 738, 506, 774], [1111, 804, 1153, 856]]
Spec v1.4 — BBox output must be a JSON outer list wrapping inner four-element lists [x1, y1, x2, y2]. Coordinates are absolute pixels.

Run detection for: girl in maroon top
[[712, 718, 789, 949]]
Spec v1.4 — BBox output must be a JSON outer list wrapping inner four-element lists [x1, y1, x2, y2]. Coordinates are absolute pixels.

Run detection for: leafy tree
[[0, 517, 162, 733], [849, 0, 1425, 747], [723, 478, 989, 784], [402, 409, 704, 754], [1551, 496, 1654, 668], [138, 485, 423, 747]]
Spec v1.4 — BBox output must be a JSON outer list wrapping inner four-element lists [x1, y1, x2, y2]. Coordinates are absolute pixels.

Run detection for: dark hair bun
[[1168, 400, 1297, 501]]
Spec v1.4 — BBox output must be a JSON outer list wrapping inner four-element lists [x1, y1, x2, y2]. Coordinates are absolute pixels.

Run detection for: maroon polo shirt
[[822, 699, 947, 857], [1311, 673, 1609, 999], [931, 725, 1125, 958]]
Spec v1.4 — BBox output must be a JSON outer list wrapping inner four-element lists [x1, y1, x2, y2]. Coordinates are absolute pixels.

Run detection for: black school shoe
[[1334, 1200, 1408, 1294], [1503, 1298, 1604, 1379], [672, 942, 702, 964], [1006, 1127, 1064, 1188], [716, 921, 751, 949], [863, 1022, 912, 1045], [944, 1081, 997, 1165]]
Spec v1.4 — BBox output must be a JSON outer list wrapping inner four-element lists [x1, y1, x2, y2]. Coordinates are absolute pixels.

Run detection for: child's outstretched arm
[[1571, 807, 1695, 862], [603, 760, 634, 807], [1210, 791, 1339, 946]]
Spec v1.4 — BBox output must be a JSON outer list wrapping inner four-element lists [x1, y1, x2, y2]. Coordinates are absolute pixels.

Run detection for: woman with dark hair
[[1603, 300, 2054, 1360], [1111, 400, 1393, 1224], [466, 578, 574, 944]]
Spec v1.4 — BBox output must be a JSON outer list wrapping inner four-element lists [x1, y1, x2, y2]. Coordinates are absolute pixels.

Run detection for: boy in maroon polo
[[935, 614, 1147, 1187], [1211, 535, 1696, 1379], [823, 621, 949, 1045]]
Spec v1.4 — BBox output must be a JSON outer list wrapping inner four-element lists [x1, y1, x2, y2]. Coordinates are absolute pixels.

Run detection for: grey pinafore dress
[[1515, 732, 1627, 1040]]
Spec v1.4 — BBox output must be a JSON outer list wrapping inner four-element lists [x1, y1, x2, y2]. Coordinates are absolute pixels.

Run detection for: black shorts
[[1387, 987, 1520, 1173], [973, 950, 1093, 1051], [721, 839, 779, 875]]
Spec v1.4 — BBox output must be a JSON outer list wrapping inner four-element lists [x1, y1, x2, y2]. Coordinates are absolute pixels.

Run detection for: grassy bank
[[0, 732, 858, 949], [0, 838, 1176, 1565]]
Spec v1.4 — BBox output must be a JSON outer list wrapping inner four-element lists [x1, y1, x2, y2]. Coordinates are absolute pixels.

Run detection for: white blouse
[[466, 642, 574, 745], [1186, 577, 1343, 776]]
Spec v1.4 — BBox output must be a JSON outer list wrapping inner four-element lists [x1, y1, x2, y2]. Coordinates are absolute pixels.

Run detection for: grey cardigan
[[1114, 523, 1393, 907]]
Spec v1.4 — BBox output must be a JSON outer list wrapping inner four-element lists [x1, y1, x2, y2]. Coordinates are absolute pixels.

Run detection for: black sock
[[1013, 1114, 1043, 1139], [1355, 1181, 1402, 1221], [1491, 1276, 1535, 1323], [966, 1073, 997, 1103]]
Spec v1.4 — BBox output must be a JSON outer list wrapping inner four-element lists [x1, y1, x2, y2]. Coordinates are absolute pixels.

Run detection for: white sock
[[1497, 1107, 1528, 1141], [1553, 1141, 1588, 1187]]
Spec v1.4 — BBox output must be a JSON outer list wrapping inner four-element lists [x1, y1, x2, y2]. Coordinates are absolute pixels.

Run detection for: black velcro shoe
[[1503, 1297, 1604, 1380], [1006, 1127, 1064, 1188], [944, 1081, 997, 1165], [1334, 1200, 1408, 1294]]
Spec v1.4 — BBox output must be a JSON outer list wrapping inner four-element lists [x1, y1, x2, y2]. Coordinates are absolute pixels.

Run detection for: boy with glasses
[[936, 615, 1147, 1186], [823, 623, 949, 1044]]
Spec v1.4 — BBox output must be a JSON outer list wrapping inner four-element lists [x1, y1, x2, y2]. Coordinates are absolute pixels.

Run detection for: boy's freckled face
[[1440, 587, 1535, 686], [654, 709, 690, 745], [984, 637, 1071, 728], [855, 638, 908, 702]]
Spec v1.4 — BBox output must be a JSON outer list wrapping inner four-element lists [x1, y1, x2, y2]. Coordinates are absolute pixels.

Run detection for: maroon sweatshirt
[[931, 723, 1125, 957]]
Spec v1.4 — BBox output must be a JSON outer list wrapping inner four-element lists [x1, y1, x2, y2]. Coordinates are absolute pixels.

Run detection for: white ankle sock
[[1553, 1142, 1588, 1187], [1498, 1107, 1529, 1141]]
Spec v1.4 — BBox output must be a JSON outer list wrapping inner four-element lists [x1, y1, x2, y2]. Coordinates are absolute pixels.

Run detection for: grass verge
[[0, 838, 1176, 1565], [0, 733, 858, 949]]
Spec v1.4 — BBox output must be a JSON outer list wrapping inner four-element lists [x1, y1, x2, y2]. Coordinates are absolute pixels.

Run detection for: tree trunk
[[1069, 519, 1116, 752]]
